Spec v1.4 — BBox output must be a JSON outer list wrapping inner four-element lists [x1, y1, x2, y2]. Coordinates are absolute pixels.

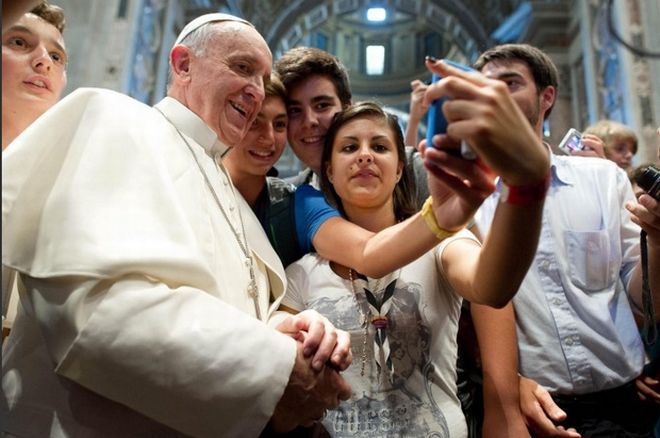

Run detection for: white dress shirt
[[475, 154, 644, 395], [2, 88, 295, 437]]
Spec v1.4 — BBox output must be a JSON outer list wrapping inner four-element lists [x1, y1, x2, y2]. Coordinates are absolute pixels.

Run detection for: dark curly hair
[[274, 47, 351, 107], [474, 43, 558, 118]]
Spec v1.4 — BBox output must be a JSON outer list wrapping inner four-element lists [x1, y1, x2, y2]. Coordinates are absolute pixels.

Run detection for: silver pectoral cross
[[247, 280, 258, 299], [247, 279, 261, 320]]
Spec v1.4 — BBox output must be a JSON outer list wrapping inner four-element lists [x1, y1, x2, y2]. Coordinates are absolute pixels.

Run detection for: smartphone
[[558, 128, 584, 154], [426, 59, 478, 159]]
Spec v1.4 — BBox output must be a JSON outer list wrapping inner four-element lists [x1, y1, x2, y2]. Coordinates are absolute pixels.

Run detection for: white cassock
[[1, 88, 296, 438]]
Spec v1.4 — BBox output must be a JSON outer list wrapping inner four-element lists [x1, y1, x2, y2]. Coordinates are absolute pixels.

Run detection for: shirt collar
[[154, 97, 229, 157], [494, 141, 571, 190], [548, 144, 575, 186]]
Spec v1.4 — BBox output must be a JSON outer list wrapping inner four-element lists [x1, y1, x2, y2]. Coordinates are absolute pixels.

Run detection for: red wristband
[[500, 173, 551, 205]]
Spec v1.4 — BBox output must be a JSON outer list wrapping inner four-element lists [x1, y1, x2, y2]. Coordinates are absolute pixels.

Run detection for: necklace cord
[[154, 107, 261, 319]]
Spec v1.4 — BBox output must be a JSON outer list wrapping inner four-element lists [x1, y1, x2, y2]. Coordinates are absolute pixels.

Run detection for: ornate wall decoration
[[591, 1, 625, 121], [624, 0, 653, 127], [128, 0, 167, 104]]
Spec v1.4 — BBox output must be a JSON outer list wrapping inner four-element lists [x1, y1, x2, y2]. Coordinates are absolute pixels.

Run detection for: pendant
[[371, 315, 388, 330], [247, 280, 258, 299]]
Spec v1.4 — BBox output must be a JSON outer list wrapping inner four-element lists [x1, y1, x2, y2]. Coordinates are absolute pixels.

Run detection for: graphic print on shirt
[[309, 276, 451, 437]]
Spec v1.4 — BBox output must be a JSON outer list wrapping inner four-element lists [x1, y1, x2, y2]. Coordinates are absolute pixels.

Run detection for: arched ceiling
[[181, 0, 533, 107], [203, 0, 525, 46]]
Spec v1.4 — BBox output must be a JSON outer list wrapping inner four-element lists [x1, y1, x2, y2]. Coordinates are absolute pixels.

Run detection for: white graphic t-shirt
[[283, 230, 477, 437]]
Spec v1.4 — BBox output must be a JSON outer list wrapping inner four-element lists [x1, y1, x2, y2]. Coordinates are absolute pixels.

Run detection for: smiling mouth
[[249, 150, 274, 158], [301, 136, 323, 144], [231, 101, 247, 117]]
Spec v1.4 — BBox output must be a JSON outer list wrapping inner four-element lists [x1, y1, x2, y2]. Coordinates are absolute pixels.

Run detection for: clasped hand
[[270, 310, 352, 432]]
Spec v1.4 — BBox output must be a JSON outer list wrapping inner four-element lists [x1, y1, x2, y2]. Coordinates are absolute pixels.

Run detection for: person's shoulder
[[435, 228, 480, 255], [556, 153, 601, 164], [295, 183, 323, 197], [52, 88, 153, 126], [14, 88, 153, 145], [297, 182, 319, 192], [294, 184, 338, 215], [61, 87, 144, 108], [556, 154, 624, 179], [284, 252, 326, 275], [556, 154, 616, 170]]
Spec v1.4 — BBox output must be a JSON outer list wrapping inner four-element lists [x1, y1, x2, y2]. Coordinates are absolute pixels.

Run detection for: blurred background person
[[584, 119, 639, 171]]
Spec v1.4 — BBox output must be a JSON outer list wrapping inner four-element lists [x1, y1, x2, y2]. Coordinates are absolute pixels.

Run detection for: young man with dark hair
[[275, 47, 352, 187], [471, 43, 660, 437]]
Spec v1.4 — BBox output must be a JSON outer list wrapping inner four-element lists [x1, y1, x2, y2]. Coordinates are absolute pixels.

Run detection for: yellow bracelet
[[421, 196, 459, 241]]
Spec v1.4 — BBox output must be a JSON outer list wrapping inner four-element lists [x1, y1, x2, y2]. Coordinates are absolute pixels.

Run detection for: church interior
[[53, 0, 660, 174]]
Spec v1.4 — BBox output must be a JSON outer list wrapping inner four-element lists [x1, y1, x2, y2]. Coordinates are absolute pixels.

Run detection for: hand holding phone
[[558, 128, 584, 155], [426, 59, 478, 159]]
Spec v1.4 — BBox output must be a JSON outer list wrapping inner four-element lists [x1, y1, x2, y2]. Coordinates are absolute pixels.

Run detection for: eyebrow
[[489, 71, 524, 81], [6, 24, 67, 58], [340, 134, 391, 141], [311, 95, 336, 102], [287, 94, 336, 106]]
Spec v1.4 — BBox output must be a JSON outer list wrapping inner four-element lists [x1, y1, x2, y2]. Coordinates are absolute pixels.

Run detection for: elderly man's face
[[2, 13, 67, 115], [187, 24, 272, 146]]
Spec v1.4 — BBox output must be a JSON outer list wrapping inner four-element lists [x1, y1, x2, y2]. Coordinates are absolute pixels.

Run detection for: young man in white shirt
[[472, 43, 660, 437]]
